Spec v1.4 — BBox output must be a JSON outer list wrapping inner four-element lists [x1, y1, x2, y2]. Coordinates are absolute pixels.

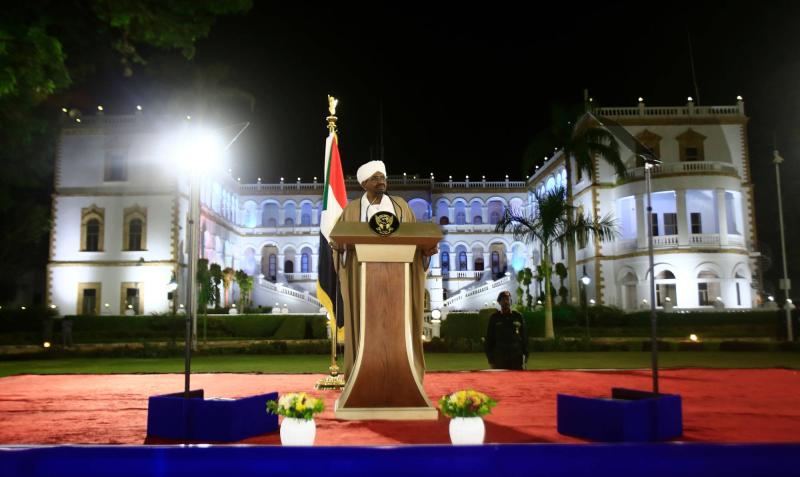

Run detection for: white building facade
[[48, 100, 759, 316], [528, 99, 758, 310]]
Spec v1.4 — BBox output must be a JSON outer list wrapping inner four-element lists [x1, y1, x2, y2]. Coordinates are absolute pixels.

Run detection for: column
[[448, 206, 454, 223], [295, 208, 302, 225], [466, 252, 473, 271], [635, 194, 647, 249], [278, 207, 286, 225], [676, 189, 689, 246], [312, 253, 319, 273], [481, 205, 488, 224], [483, 252, 490, 273], [716, 188, 728, 245]]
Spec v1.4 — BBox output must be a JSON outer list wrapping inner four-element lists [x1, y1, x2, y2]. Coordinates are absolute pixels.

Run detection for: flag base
[[315, 374, 345, 390]]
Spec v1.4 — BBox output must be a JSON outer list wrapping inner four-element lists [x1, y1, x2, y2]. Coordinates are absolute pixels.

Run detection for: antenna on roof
[[687, 25, 701, 106]]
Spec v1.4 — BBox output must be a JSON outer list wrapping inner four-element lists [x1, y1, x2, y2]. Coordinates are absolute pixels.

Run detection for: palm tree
[[496, 186, 618, 338], [523, 103, 626, 305]]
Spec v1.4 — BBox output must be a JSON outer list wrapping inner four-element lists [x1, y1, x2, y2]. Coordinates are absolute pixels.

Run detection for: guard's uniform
[[485, 311, 528, 370]]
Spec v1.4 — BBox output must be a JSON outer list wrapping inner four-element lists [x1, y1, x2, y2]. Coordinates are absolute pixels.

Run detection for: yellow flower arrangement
[[267, 392, 324, 420], [438, 389, 497, 418]]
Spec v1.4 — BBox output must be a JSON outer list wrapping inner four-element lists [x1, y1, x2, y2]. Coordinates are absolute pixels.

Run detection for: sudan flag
[[316, 133, 347, 326]]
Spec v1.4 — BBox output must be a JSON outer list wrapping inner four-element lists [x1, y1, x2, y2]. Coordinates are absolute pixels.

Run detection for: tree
[[496, 186, 617, 338], [234, 270, 253, 310], [196, 258, 213, 313], [523, 102, 625, 306], [209, 263, 223, 310], [222, 267, 235, 307], [0, 1, 252, 301], [555, 262, 569, 304]]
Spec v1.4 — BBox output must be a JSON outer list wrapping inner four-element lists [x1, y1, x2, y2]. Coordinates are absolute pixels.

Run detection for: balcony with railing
[[613, 233, 747, 253], [625, 161, 739, 181], [284, 272, 318, 282], [597, 102, 744, 119]]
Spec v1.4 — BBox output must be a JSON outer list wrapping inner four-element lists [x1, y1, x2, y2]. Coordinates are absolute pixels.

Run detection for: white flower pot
[[280, 417, 316, 446], [448, 417, 485, 445]]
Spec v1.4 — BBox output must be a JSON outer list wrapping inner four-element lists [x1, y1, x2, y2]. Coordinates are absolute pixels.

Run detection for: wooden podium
[[331, 222, 443, 420]]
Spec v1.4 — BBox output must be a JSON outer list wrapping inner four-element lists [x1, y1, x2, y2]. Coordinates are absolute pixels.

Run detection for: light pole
[[644, 157, 660, 395], [773, 150, 794, 341], [170, 123, 248, 398], [580, 275, 591, 340]]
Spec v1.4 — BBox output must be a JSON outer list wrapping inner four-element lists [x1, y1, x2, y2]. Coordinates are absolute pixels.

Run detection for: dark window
[[128, 218, 143, 250], [651, 213, 659, 237], [698, 282, 709, 306], [489, 212, 500, 224], [284, 260, 294, 274], [439, 216, 450, 225], [664, 213, 678, 235], [473, 216, 482, 224], [684, 147, 700, 161], [125, 288, 139, 314], [301, 214, 311, 225], [458, 251, 468, 271], [104, 153, 127, 181], [284, 218, 294, 226], [82, 288, 97, 315], [656, 283, 676, 306], [474, 257, 484, 271], [86, 219, 100, 251], [491, 251, 500, 275], [268, 255, 277, 281], [690, 212, 702, 234], [301, 253, 310, 273], [441, 252, 450, 274]]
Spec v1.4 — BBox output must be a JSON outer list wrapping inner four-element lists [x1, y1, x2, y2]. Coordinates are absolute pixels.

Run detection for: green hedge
[[0, 313, 328, 344], [441, 306, 793, 341]]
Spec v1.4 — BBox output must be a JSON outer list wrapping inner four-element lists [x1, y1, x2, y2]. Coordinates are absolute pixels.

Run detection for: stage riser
[[1, 444, 798, 477]]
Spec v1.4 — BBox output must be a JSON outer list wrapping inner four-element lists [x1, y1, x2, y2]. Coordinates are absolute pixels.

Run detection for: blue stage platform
[[2, 443, 799, 477]]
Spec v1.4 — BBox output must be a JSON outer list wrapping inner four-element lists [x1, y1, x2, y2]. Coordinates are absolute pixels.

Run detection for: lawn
[[0, 352, 798, 377]]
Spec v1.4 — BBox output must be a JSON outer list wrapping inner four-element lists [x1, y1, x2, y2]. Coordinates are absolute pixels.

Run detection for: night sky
[[81, 1, 800, 290]]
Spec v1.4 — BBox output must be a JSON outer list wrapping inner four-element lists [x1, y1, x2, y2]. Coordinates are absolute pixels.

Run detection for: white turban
[[357, 160, 386, 184]]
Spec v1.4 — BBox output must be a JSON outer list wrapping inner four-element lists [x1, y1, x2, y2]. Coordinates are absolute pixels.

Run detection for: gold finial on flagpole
[[327, 95, 338, 134]]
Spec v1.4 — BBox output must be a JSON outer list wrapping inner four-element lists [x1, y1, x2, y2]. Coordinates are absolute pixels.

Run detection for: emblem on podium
[[369, 211, 400, 236]]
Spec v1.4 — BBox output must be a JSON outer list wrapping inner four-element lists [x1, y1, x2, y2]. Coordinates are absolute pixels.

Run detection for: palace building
[[47, 99, 758, 318]]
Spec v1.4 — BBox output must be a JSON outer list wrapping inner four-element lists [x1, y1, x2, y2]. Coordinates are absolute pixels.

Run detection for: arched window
[[440, 252, 450, 275], [458, 251, 468, 271], [454, 202, 466, 225], [81, 205, 105, 252], [474, 256, 484, 271], [655, 270, 677, 306], [123, 205, 147, 251], [262, 203, 279, 227], [284, 202, 296, 226], [301, 253, 310, 273], [301, 202, 313, 225], [86, 219, 100, 251], [128, 219, 143, 251], [491, 251, 500, 276], [697, 270, 720, 306], [284, 260, 294, 274], [439, 216, 450, 225], [268, 255, 277, 281]]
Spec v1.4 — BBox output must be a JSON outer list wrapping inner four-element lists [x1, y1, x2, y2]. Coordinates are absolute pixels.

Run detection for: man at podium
[[333, 160, 438, 380]]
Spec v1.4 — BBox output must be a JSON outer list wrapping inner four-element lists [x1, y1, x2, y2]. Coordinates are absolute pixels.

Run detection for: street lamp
[[773, 150, 794, 342], [581, 275, 591, 340], [167, 122, 249, 398]]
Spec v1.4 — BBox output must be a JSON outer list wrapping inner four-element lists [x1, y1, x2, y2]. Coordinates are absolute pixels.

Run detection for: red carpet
[[0, 369, 797, 445]]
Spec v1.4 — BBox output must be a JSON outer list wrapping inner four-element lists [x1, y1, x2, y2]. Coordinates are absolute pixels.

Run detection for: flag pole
[[316, 96, 345, 390]]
